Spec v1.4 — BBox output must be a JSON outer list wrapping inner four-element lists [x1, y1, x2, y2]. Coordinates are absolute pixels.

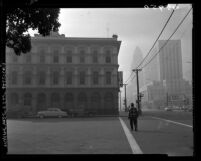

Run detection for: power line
[[124, 71, 134, 84], [135, 4, 178, 69], [141, 7, 192, 70]]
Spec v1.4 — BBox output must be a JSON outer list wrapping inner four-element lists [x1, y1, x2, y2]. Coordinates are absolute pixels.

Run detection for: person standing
[[128, 103, 139, 131]]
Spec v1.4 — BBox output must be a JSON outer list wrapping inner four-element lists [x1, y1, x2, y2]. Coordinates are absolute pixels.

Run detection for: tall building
[[6, 32, 121, 116], [142, 39, 191, 107]]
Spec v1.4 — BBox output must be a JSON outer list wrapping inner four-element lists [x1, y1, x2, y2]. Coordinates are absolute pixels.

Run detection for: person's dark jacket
[[128, 107, 138, 119]]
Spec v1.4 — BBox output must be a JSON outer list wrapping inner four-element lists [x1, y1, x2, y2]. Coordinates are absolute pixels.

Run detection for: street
[[7, 110, 193, 155]]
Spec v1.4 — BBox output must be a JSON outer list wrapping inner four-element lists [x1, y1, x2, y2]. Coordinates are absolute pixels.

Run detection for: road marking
[[151, 116, 193, 128], [119, 117, 143, 154]]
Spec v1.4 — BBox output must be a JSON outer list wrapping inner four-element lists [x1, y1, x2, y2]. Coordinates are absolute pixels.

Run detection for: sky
[[29, 4, 192, 85]]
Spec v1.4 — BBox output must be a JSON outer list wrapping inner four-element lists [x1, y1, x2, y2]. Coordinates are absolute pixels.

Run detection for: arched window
[[51, 93, 60, 106], [91, 92, 101, 102], [53, 71, 59, 85], [66, 50, 72, 63], [26, 54, 32, 63], [38, 71, 46, 85], [79, 48, 86, 63], [24, 93, 32, 106], [10, 93, 19, 105], [105, 71, 112, 85], [53, 49, 59, 63], [92, 71, 99, 85], [65, 93, 74, 103], [78, 92, 87, 102], [24, 71, 32, 85], [39, 54, 45, 63], [79, 71, 86, 85], [92, 50, 98, 63], [105, 49, 111, 63], [11, 71, 18, 85], [66, 71, 73, 85], [104, 92, 113, 102], [37, 93, 46, 109]]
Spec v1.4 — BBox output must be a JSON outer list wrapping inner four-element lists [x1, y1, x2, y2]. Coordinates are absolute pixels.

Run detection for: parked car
[[164, 106, 172, 111], [37, 108, 68, 118]]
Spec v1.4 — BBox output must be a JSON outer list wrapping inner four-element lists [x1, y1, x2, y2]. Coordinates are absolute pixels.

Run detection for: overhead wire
[[126, 4, 178, 85], [141, 7, 192, 70], [135, 4, 178, 69]]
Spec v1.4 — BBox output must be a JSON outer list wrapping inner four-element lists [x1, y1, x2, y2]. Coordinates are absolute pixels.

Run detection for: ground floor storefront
[[6, 88, 119, 117]]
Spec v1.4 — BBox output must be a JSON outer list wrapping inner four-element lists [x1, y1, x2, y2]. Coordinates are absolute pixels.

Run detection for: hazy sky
[[29, 4, 192, 84]]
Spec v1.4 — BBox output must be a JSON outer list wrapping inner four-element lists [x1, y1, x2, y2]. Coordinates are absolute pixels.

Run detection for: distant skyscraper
[[127, 46, 144, 104], [144, 39, 184, 95]]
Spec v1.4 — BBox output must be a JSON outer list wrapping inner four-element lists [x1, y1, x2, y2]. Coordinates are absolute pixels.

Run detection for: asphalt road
[[6, 110, 193, 155], [121, 110, 193, 156]]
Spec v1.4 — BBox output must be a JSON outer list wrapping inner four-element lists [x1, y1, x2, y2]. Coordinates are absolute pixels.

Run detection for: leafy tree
[[6, 4, 60, 55]]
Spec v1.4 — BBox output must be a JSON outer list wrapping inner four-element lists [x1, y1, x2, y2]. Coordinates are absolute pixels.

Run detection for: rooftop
[[33, 31, 119, 41]]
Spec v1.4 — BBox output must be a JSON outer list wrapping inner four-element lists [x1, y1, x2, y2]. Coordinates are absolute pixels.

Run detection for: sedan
[[37, 108, 68, 118], [164, 107, 172, 111]]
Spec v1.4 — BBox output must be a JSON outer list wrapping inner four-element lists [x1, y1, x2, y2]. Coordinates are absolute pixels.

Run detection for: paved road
[[7, 111, 193, 155], [7, 117, 132, 154]]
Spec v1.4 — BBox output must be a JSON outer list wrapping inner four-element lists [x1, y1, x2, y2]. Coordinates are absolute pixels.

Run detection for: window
[[91, 93, 100, 102], [10, 93, 19, 105], [80, 71, 85, 85], [39, 55, 45, 63], [37, 93, 46, 109], [80, 50, 85, 63], [80, 55, 85, 63], [38, 71, 46, 85], [92, 71, 99, 85], [12, 56, 18, 63], [53, 49, 59, 63], [66, 55, 72, 63], [65, 93, 74, 103], [11, 71, 18, 85], [24, 93, 32, 106], [105, 55, 111, 63], [105, 50, 111, 63], [106, 71, 111, 85], [51, 93, 60, 106], [53, 54, 59, 63], [104, 93, 113, 102], [53, 71, 59, 85], [26, 54, 31, 63], [78, 93, 87, 102], [24, 71, 32, 85], [66, 71, 73, 85], [93, 51, 98, 63]]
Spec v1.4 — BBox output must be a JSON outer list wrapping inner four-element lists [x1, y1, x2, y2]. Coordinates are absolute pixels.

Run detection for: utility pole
[[167, 92, 169, 106], [119, 90, 122, 111], [133, 69, 142, 115], [123, 84, 128, 111]]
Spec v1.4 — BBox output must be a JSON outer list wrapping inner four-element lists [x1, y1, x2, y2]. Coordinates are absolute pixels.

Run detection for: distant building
[[142, 40, 192, 108], [6, 32, 122, 116]]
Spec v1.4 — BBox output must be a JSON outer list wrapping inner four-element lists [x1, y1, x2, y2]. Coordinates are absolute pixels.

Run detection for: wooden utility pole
[[119, 90, 122, 111], [123, 84, 128, 111], [133, 69, 142, 114], [167, 92, 169, 106]]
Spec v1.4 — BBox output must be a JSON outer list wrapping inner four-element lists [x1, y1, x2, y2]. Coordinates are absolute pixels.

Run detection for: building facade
[[6, 32, 121, 116]]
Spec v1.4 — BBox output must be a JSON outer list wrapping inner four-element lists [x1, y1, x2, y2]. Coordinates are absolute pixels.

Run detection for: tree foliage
[[6, 7, 61, 55]]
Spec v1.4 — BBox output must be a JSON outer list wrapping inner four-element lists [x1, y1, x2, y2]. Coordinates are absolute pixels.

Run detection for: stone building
[[6, 32, 121, 116]]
